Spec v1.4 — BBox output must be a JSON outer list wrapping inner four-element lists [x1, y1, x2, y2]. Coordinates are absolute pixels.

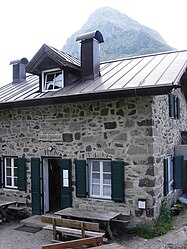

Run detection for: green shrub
[[129, 200, 173, 239]]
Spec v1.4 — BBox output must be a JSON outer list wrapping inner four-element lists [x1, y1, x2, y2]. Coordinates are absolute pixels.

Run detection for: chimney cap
[[76, 30, 104, 43], [10, 57, 28, 65]]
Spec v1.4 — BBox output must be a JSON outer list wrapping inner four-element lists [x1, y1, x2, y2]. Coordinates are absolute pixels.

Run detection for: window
[[168, 94, 180, 119], [164, 155, 184, 196], [75, 159, 124, 202], [89, 160, 111, 199], [42, 69, 64, 91], [4, 157, 18, 189]]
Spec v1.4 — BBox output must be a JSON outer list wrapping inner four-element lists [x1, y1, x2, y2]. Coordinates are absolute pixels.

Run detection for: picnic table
[[54, 207, 122, 239], [0, 200, 17, 222]]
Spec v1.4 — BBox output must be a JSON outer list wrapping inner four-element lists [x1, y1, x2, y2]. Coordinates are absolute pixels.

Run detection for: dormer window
[[42, 68, 64, 91]]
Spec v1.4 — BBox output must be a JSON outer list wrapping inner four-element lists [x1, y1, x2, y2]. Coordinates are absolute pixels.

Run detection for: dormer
[[26, 44, 81, 92]]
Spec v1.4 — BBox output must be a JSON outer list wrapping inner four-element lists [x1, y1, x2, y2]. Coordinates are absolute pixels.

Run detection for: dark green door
[[31, 158, 41, 215], [60, 159, 72, 209]]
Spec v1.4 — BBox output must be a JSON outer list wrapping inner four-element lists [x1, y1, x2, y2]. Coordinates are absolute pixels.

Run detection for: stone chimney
[[9, 57, 28, 83], [76, 30, 104, 80]]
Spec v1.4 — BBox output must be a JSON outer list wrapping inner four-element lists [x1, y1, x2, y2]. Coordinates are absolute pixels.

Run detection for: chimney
[[9, 57, 28, 83], [76, 30, 104, 80]]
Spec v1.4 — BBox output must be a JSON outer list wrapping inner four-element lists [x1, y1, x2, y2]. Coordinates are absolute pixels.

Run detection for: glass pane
[[47, 83, 54, 90], [92, 173, 100, 183], [92, 161, 100, 172], [54, 73, 62, 89], [14, 178, 18, 187], [103, 185, 111, 196], [6, 158, 11, 166], [46, 74, 54, 81], [6, 177, 11, 186], [14, 158, 18, 167], [103, 174, 111, 184], [14, 167, 18, 177], [169, 165, 173, 180], [92, 184, 100, 196], [6, 168, 11, 176], [103, 162, 111, 172]]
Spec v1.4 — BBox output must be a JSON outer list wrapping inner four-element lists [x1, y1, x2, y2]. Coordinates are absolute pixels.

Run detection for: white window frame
[[165, 155, 173, 193], [4, 157, 18, 189], [89, 160, 111, 199], [42, 68, 64, 92]]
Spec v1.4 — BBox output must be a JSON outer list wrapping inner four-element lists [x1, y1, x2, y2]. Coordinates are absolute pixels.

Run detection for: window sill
[[86, 197, 112, 202], [2, 187, 19, 191]]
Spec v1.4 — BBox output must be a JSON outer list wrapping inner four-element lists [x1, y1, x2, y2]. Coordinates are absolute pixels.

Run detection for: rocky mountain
[[62, 7, 174, 61]]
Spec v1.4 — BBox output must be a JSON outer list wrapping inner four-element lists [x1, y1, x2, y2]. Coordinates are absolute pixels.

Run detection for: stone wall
[[151, 89, 187, 219], [0, 90, 186, 224]]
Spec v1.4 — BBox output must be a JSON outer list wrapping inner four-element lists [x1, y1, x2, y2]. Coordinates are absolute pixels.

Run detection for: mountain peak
[[62, 7, 173, 61]]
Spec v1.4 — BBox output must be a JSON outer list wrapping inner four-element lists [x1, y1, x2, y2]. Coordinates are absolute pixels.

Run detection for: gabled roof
[[26, 44, 81, 75], [1, 49, 187, 109]]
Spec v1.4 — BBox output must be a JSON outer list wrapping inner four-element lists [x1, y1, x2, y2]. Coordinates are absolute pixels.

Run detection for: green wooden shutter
[[0, 159, 2, 188], [175, 97, 180, 119], [169, 94, 175, 118], [75, 160, 87, 197], [111, 160, 124, 202], [164, 158, 169, 196], [17, 158, 27, 191], [31, 158, 41, 215], [60, 159, 72, 209], [174, 155, 184, 189]]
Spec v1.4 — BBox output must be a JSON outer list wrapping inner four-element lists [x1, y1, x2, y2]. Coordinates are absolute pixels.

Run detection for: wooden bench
[[42, 236, 104, 249], [7, 198, 27, 219], [41, 215, 105, 241]]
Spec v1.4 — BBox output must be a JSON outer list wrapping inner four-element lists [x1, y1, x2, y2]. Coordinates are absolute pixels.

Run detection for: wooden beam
[[42, 236, 103, 249]]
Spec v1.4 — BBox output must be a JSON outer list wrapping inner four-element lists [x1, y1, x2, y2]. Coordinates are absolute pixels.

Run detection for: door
[[60, 159, 72, 209], [43, 158, 61, 213]]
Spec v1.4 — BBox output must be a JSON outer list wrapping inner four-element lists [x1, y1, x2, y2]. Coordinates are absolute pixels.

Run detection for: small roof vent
[[76, 30, 104, 43], [76, 30, 104, 80], [10, 57, 28, 83]]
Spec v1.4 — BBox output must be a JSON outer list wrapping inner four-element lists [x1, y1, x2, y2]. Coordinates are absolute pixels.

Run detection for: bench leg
[[106, 222, 114, 240]]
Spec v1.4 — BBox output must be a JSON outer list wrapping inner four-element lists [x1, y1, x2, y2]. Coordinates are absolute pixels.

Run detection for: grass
[[129, 200, 173, 239]]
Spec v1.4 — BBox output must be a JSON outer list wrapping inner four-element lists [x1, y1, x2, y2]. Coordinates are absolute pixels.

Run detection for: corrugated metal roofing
[[0, 49, 187, 107], [49, 46, 81, 67]]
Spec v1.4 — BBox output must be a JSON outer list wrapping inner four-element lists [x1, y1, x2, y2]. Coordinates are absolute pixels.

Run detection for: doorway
[[43, 158, 61, 213]]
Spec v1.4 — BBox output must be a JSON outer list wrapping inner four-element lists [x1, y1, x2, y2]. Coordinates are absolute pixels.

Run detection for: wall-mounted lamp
[[47, 146, 53, 152], [138, 199, 147, 209]]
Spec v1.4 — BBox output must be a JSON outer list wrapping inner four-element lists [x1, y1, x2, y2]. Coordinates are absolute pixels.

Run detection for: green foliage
[[129, 200, 173, 239]]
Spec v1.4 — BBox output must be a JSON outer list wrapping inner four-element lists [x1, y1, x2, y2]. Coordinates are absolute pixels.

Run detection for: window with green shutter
[[3, 157, 18, 189], [168, 94, 180, 119], [60, 159, 72, 209], [75, 160, 87, 198], [31, 158, 41, 215], [164, 158, 169, 196], [17, 158, 27, 191], [111, 160, 125, 202], [75, 159, 125, 202], [164, 156, 173, 196], [174, 155, 184, 189], [0, 159, 2, 188]]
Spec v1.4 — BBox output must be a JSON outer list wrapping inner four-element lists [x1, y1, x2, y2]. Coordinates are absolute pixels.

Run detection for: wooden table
[[55, 207, 121, 239], [0, 200, 17, 221]]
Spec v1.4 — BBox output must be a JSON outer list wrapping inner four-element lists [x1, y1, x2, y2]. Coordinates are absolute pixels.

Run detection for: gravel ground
[[0, 210, 187, 249]]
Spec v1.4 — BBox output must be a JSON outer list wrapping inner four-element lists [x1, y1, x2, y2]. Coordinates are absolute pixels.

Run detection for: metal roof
[[26, 44, 81, 75], [0, 49, 187, 108]]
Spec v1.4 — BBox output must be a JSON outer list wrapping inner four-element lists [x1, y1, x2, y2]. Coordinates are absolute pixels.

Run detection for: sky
[[1, 0, 187, 86]]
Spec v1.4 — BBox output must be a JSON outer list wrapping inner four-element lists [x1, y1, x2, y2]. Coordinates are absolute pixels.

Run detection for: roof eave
[[0, 85, 177, 110]]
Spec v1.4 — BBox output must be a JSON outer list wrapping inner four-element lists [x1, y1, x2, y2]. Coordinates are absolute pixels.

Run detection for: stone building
[[0, 30, 187, 225]]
